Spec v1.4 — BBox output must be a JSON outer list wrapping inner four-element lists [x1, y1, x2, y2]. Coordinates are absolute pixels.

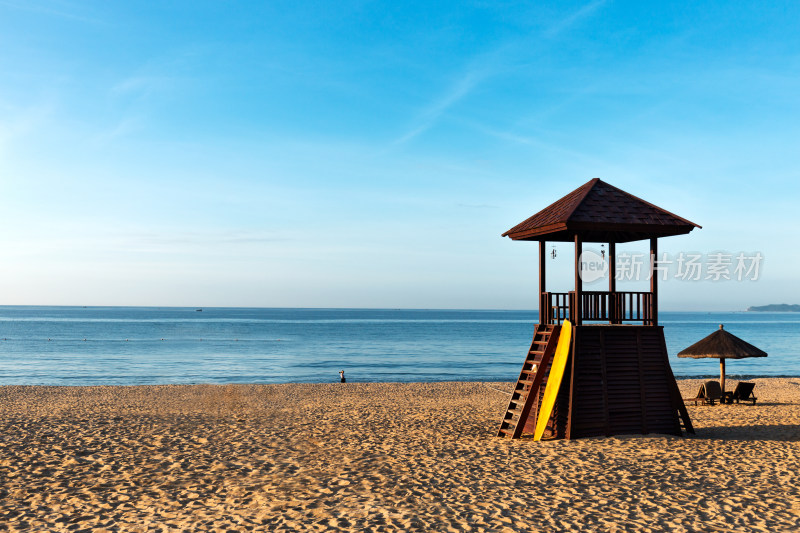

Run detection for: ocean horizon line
[[0, 304, 761, 313], [2, 308, 795, 386]]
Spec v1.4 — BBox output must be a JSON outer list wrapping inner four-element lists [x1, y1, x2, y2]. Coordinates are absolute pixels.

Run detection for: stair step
[[497, 323, 559, 440]]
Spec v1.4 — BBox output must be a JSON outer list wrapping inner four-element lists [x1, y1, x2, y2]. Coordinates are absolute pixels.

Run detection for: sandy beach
[[1, 379, 799, 532]]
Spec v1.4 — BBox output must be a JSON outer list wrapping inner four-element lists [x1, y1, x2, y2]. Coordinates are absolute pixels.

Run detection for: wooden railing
[[541, 291, 654, 325], [540, 292, 572, 325]]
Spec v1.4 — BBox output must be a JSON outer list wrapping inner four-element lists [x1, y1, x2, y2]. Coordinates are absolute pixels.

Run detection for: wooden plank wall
[[565, 326, 608, 437], [567, 326, 682, 438], [640, 327, 682, 435]]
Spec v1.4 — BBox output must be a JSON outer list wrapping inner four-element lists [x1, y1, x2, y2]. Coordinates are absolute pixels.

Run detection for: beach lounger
[[685, 380, 724, 405], [728, 382, 757, 405]]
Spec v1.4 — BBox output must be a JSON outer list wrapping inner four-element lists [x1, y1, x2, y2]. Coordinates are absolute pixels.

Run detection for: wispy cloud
[[95, 71, 180, 144], [131, 231, 289, 247], [391, 2, 610, 147], [389, 37, 523, 148], [544, 0, 610, 39], [393, 69, 484, 146], [475, 123, 610, 167]]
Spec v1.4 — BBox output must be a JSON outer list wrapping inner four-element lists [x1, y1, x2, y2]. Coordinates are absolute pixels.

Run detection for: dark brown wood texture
[[542, 291, 653, 325], [538, 240, 546, 324], [498, 179, 699, 439], [574, 236, 583, 326], [650, 237, 659, 326], [497, 324, 560, 439], [563, 326, 687, 439], [608, 242, 616, 296], [528, 332, 571, 440], [502, 178, 700, 243]]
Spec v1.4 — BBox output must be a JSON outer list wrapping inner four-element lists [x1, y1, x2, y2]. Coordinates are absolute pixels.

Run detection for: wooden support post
[[574, 235, 583, 325], [566, 328, 577, 440], [650, 238, 658, 326], [609, 242, 616, 324], [720, 358, 726, 394], [539, 240, 546, 324]]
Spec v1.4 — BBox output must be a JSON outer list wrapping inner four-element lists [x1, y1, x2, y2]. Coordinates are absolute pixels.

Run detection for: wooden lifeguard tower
[[497, 178, 698, 440]]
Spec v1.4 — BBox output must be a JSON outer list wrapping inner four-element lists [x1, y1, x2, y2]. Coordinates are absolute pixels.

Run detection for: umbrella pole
[[720, 358, 726, 394]]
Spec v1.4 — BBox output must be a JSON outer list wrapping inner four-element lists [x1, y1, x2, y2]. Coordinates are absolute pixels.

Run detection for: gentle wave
[[1, 307, 798, 385]]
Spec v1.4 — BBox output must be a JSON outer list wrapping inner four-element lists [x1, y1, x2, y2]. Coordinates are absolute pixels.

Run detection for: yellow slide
[[533, 320, 573, 441]]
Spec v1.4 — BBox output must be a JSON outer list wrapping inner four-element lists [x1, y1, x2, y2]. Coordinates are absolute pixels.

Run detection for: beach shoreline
[[2, 379, 799, 531]]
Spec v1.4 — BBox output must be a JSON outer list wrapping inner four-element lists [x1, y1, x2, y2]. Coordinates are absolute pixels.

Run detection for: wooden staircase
[[497, 324, 561, 439]]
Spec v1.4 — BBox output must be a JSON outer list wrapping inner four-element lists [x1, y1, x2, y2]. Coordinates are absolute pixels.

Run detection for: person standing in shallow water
[[339, 370, 346, 383]]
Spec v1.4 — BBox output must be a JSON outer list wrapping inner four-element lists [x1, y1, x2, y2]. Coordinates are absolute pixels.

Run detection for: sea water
[[0, 306, 797, 385]]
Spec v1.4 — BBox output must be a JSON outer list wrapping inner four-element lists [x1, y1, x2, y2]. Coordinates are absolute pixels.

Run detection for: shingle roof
[[503, 178, 700, 242]]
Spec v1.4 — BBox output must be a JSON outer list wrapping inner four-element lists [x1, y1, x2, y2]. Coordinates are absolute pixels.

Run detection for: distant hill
[[747, 304, 800, 312]]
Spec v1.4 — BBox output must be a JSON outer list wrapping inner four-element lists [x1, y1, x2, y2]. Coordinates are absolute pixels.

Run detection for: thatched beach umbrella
[[678, 324, 767, 392]]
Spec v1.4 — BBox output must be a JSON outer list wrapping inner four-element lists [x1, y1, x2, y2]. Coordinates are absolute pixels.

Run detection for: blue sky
[[1, 0, 799, 309]]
